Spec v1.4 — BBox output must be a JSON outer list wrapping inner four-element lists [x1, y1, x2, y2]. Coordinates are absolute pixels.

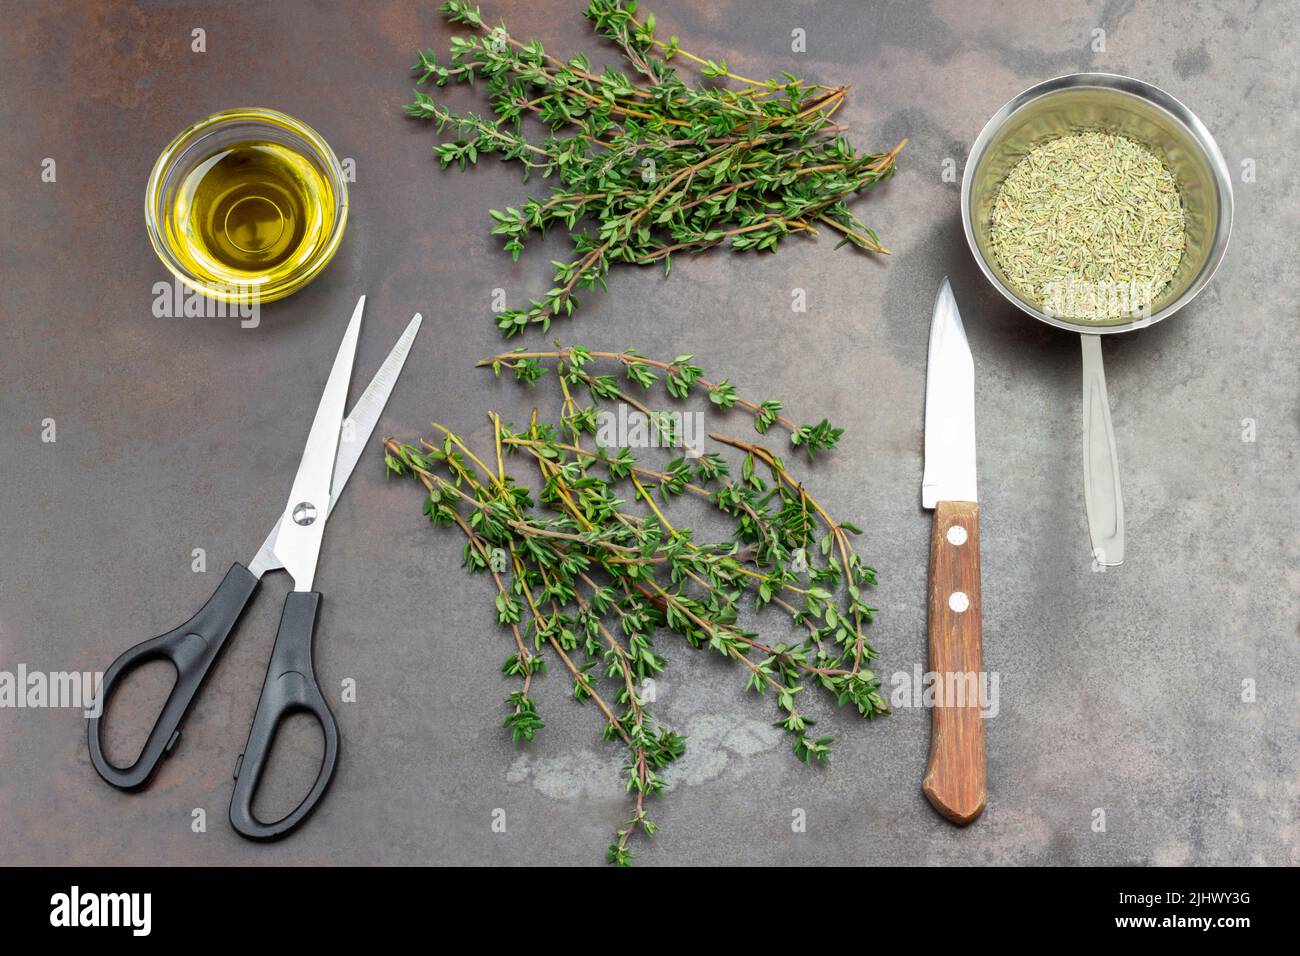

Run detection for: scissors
[[87, 296, 421, 840]]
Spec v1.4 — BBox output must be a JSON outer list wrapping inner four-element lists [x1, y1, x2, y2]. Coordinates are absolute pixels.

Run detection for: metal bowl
[[961, 72, 1233, 332], [960, 73, 1232, 567]]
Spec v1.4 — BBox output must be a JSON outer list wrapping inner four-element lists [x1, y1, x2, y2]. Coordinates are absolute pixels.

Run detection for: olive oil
[[166, 141, 337, 289]]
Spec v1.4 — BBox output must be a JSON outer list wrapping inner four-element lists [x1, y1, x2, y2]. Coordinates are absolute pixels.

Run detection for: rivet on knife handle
[[922, 501, 987, 825]]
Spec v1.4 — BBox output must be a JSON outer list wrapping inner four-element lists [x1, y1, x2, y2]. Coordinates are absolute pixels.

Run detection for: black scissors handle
[[87, 563, 260, 790], [229, 591, 339, 840]]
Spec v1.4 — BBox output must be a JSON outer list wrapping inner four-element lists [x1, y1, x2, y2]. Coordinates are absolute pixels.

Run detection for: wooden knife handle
[[922, 500, 987, 825]]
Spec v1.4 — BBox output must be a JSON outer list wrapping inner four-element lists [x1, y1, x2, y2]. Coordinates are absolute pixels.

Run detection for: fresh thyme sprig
[[384, 347, 887, 864], [478, 345, 844, 460], [406, 0, 906, 337]]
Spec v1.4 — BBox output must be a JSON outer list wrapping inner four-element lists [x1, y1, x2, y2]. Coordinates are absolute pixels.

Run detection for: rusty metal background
[[0, 0, 1295, 865]]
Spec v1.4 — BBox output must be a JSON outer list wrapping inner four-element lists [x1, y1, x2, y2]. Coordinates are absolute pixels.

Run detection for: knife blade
[[922, 279, 977, 508], [920, 277, 987, 825]]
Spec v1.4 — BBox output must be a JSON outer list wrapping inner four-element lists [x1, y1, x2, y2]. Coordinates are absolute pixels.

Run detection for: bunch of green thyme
[[405, 0, 905, 337], [384, 347, 886, 864]]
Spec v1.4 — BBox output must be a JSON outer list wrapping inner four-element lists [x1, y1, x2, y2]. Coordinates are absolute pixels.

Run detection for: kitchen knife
[[920, 277, 987, 825]]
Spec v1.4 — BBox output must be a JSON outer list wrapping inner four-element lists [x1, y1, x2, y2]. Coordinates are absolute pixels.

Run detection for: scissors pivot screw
[[291, 502, 318, 526]]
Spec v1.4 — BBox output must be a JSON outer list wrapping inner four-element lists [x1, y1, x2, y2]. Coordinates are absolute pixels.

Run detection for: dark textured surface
[[1, 0, 1295, 866]]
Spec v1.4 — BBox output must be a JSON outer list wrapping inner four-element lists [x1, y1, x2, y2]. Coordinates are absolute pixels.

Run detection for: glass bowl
[[145, 107, 348, 304]]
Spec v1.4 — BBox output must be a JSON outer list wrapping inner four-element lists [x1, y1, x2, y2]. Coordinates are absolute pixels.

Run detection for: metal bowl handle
[[1080, 335, 1125, 567]]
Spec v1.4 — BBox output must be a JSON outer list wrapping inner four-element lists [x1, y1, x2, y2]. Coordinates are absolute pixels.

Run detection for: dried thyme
[[384, 347, 886, 864], [988, 129, 1185, 321]]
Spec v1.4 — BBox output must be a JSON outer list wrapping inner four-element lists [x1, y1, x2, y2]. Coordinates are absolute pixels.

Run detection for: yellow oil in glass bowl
[[146, 109, 347, 304]]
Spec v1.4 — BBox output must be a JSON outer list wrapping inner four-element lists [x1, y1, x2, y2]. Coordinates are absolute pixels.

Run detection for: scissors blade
[[331, 312, 423, 500], [268, 295, 365, 591], [249, 310, 423, 578]]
